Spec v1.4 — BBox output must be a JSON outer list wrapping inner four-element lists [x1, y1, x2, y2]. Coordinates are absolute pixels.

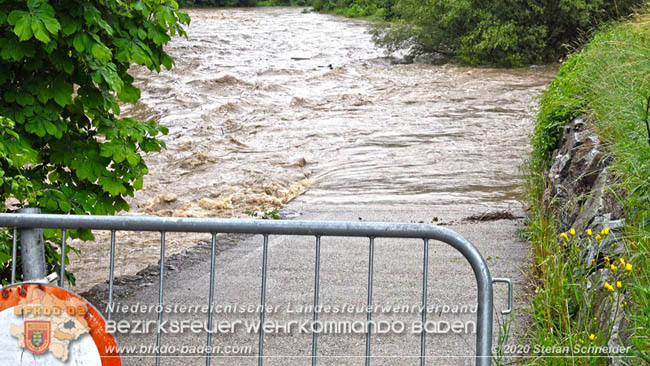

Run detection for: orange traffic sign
[[0, 282, 121, 366]]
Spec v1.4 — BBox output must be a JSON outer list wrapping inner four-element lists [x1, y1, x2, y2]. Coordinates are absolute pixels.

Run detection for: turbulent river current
[[68, 7, 556, 291]]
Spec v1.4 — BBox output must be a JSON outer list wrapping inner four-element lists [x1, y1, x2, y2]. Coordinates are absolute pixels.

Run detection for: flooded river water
[[69, 7, 556, 291]]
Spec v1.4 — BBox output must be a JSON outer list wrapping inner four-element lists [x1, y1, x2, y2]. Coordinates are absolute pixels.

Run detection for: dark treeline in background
[[178, 0, 645, 67], [178, 0, 310, 7], [312, 0, 396, 18]]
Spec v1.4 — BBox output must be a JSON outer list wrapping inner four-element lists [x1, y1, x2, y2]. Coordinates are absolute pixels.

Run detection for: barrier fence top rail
[[2, 213, 475, 239]]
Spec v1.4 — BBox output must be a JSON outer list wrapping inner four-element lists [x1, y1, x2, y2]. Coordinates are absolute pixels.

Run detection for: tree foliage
[[313, 0, 644, 66], [177, 0, 310, 7], [0, 0, 190, 284], [178, 0, 257, 7], [371, 0, 644, 66], [312, 0, 396, 19]]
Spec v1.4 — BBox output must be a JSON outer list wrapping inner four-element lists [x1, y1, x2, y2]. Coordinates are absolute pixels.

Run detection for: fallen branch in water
[[463, 211, 522, 222]]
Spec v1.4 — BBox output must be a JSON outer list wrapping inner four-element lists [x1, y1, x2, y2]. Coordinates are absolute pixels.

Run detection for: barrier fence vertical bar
[[420, 239, 429, 366], [59, 229, 67, 288], [206, 233, 217, 366], [365, 237, 375, 366], [107, 230, 117, 321], [258, 234, 269, 366], [156, 231, 166, 366], [311, 235, 321, 366], [475, 266, 492, 366], [10, 227, 17, 284]]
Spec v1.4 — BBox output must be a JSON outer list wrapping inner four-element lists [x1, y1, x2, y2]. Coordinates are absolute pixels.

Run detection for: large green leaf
[[91, 42, 111, 61], [41, 15, 61, 35], [99, 176, 127, 196], [52, 78, 73, 107], [72, 32, 92, 52], [31, 17, 50, 43], [117, 84, 141, 104], [13, 14, 34, 41]]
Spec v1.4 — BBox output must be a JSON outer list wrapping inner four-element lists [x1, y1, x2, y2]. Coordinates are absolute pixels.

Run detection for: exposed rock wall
[[543, 115, 631, 363]]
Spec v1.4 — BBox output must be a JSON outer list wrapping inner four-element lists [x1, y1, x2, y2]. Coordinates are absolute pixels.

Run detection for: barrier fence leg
[[18, 207, 46, 281]]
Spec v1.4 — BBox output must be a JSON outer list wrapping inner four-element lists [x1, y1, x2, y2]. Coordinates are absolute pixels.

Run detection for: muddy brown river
[[68, 7, 556, 291]]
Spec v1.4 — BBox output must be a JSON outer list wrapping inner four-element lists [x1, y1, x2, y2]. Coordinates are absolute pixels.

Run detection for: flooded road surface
[[69, 7, 556, 291]]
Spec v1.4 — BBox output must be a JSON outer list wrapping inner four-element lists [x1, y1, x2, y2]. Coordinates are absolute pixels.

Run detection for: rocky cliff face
[[546, 116, 624, 232], [543, 115, 631, 363]]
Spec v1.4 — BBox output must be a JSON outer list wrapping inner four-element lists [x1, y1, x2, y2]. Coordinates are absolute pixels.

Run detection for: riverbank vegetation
[[316, 0, 644, 66], [177, 0, 310, 7], [312, 0, 396, 19], [524, 7, 650, 364]]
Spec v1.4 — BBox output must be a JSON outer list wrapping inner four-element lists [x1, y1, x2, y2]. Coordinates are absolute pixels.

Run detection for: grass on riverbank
[[524, 7, 650, 365]]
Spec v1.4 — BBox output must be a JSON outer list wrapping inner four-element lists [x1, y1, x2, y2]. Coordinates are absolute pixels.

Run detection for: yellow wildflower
[[587, 229, 593, 237], [620, 258, 626, 266], [596, 234, 602, 241], [601, 227, 610, 236], [604, 256, 610, 263], [616, 281, 622, 289], [611, 264, 618, 273], [626, 263, 633, 272], [569, 228, 576, 236], [560, 232, 569, 241], [591, 259, 596, 266], [604, 282, 615, 292], [589, 333, 596, 341]]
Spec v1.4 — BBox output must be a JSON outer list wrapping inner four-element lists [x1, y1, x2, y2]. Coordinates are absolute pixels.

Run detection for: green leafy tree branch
[[0, 0, 190, 284]]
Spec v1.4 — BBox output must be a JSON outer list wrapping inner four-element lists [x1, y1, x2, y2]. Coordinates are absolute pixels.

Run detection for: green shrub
[[372, 0, 644, 67], [313, 0, 396, 19], [180, 0, 312, 7], [344, 4, 364, 17], [178, 0, 258, 7]]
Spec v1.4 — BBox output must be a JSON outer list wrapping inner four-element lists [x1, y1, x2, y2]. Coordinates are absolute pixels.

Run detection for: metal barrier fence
[[0, 211, 513, 366]]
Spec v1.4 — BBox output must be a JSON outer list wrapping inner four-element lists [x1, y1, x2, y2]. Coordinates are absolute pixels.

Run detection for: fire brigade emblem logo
[[24, 320, 51, 354]]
